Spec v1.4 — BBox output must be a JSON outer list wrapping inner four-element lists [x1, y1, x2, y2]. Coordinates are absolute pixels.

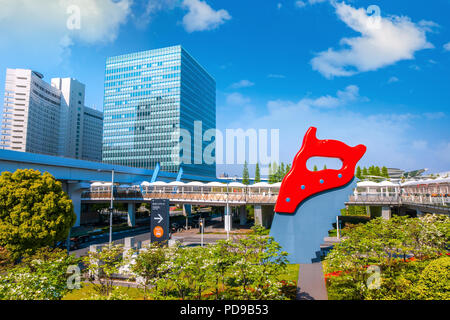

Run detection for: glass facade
[[102, 45, 216, 178]]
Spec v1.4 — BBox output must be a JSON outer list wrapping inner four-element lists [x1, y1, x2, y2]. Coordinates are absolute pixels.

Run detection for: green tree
[[323, 164, 327, 170], [374, 166, 382, 177], [0, 169, 76, 260], [382, 166, 389, 178], [416, 256, 450, 300], [242, 161, 250, 185], [226, 225, 289, 299], [356, 166, 362, 179], [285, 164, 291, 175], [362, 167, 368, 177], [131, 242, 167, 300], [324, 215, 450, 300], [0, 247, 80, 300], [269, 162, 279, 184], [83, 244, 126, 298], [313, 165, 318, 172], [254, 163, 261, 183]]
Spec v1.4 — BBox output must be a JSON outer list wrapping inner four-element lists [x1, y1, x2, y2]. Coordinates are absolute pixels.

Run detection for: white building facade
[[0, 68, 103, 161]]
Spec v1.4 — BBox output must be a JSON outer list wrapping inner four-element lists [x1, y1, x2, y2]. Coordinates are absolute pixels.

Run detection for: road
[[70, 215, 230, 257]]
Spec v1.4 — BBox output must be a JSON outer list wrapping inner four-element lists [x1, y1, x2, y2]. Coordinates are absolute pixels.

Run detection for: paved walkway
[[296, 263, 328, 300]]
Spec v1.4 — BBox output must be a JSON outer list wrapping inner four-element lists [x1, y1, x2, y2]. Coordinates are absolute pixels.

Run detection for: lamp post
[[226, 183, 230, 240], [109, 169, 115, 245]]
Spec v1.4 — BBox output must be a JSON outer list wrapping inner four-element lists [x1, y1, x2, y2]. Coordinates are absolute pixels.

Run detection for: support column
[[416, 209, 424, 217], [239, 206, 247, 226], [183, 204, 192, 216], [127, 203, 136, 227], [183, 204, 192, 229], [381, 206, 391, 220], [365, 206, 371, 217], [65, 182, 82, 227], [224, 205, 232, 231], [254, 205, 263, 226], [254, 205, 274, 228], [262, 205, 275, 228]]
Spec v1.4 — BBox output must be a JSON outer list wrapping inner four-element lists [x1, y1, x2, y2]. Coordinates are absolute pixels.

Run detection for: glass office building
[[102, 45, 216, 178]]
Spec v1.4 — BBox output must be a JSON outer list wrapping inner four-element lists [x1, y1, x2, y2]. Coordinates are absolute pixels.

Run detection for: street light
[[97, 168, 115, 245], [109, 169, 115, 244], [199, 218, 205, 247]]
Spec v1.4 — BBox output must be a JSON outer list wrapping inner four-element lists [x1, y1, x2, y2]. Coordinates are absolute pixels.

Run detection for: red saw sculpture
[[275, 127, 366, 214]]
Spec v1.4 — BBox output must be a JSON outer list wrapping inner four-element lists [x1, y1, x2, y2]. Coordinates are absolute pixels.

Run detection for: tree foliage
[[0, 247, 80, 300], [242, 161, 250, 185], [324, 214, 449, 300], [0, 169, 76, 260], [83, 244, 126, 298], [130, 226, 291, 300], [254, 163, 261, 183]]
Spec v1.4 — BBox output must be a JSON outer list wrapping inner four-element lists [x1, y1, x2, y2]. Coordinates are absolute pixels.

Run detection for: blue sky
[[0, 0, 449, 176]]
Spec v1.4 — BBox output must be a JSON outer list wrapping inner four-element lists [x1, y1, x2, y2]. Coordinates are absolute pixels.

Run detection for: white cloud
[[221, 86, 449, 172], [412, 140, 428, 150], [444, 42, 450, 51], [277, 3, 283, 10], [311, 2, 433, 78], [424, 112, 445, 120], [284, 85, 363, 109], [182, 0, 231, 33], [134, 0, 178, 28], [226, 92, 251, 105], [296, 0, 327, 8], [230, 80, 255, 89], [388, 76, 399, 83], [0, 0, 131, 64]]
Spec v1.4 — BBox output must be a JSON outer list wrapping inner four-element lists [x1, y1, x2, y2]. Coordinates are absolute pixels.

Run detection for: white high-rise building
[[0, 68, 103, 161]]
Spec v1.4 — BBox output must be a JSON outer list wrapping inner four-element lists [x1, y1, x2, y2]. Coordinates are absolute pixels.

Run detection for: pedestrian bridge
[[346, 178, 450, 216], [81, 181, 280, 206]]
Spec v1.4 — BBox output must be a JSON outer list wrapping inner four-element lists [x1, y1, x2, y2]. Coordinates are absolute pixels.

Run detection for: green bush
[[416, 256, 450, 300]]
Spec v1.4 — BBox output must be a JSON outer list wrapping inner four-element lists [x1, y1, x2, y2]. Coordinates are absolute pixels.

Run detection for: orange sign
[[153, 226, 164, 238]]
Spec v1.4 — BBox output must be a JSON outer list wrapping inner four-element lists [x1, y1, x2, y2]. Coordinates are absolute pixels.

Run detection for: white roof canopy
[[357, 181, 380, 187], [168, 181, 185, 186], [228, 182, 245, 187], [206, 182, 226, 187], [270, 182, 282, 188], [249, 182, 270, 188], [379, 180, 399, 187], [149, 181, 168, 186], [186, 181, 204, 187]]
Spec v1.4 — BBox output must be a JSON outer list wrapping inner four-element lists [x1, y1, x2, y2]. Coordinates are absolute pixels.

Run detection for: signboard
[[151, 199, 170, 243]]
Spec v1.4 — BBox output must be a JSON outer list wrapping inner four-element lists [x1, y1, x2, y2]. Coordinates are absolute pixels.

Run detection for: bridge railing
[[81, 190, 279, 204], [347, 195, 401, 204]]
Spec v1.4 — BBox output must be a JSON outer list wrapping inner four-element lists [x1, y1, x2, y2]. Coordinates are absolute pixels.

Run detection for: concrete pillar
[[254, 205, 274, 228], [254, 205, 263, 226], [416, 209, 424, 217], [127, 203, 136, 227], [381, 206, 391, 220], [224, 205, 232, 231], [65, 182, 82, 227], [183, 204, 192, 216], [239, 206, 247, 226], [262, 205, 275, 228], [365, 206, 371, 217]]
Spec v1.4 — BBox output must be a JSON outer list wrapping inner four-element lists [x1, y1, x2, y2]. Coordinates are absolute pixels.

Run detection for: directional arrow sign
[[154, 214, 164, 224], [150, 199, 170, 243]]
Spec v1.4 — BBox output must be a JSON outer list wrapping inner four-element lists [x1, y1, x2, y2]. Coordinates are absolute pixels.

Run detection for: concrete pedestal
[[239, 206, 247, 226], [254, 205, 274, 228], [381, 206, 391, 220], [127, 203, 136, 227]]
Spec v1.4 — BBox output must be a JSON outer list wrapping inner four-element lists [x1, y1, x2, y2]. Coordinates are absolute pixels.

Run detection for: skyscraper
[[102, 45, 216, 178], [0, 68, 103, 161]]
